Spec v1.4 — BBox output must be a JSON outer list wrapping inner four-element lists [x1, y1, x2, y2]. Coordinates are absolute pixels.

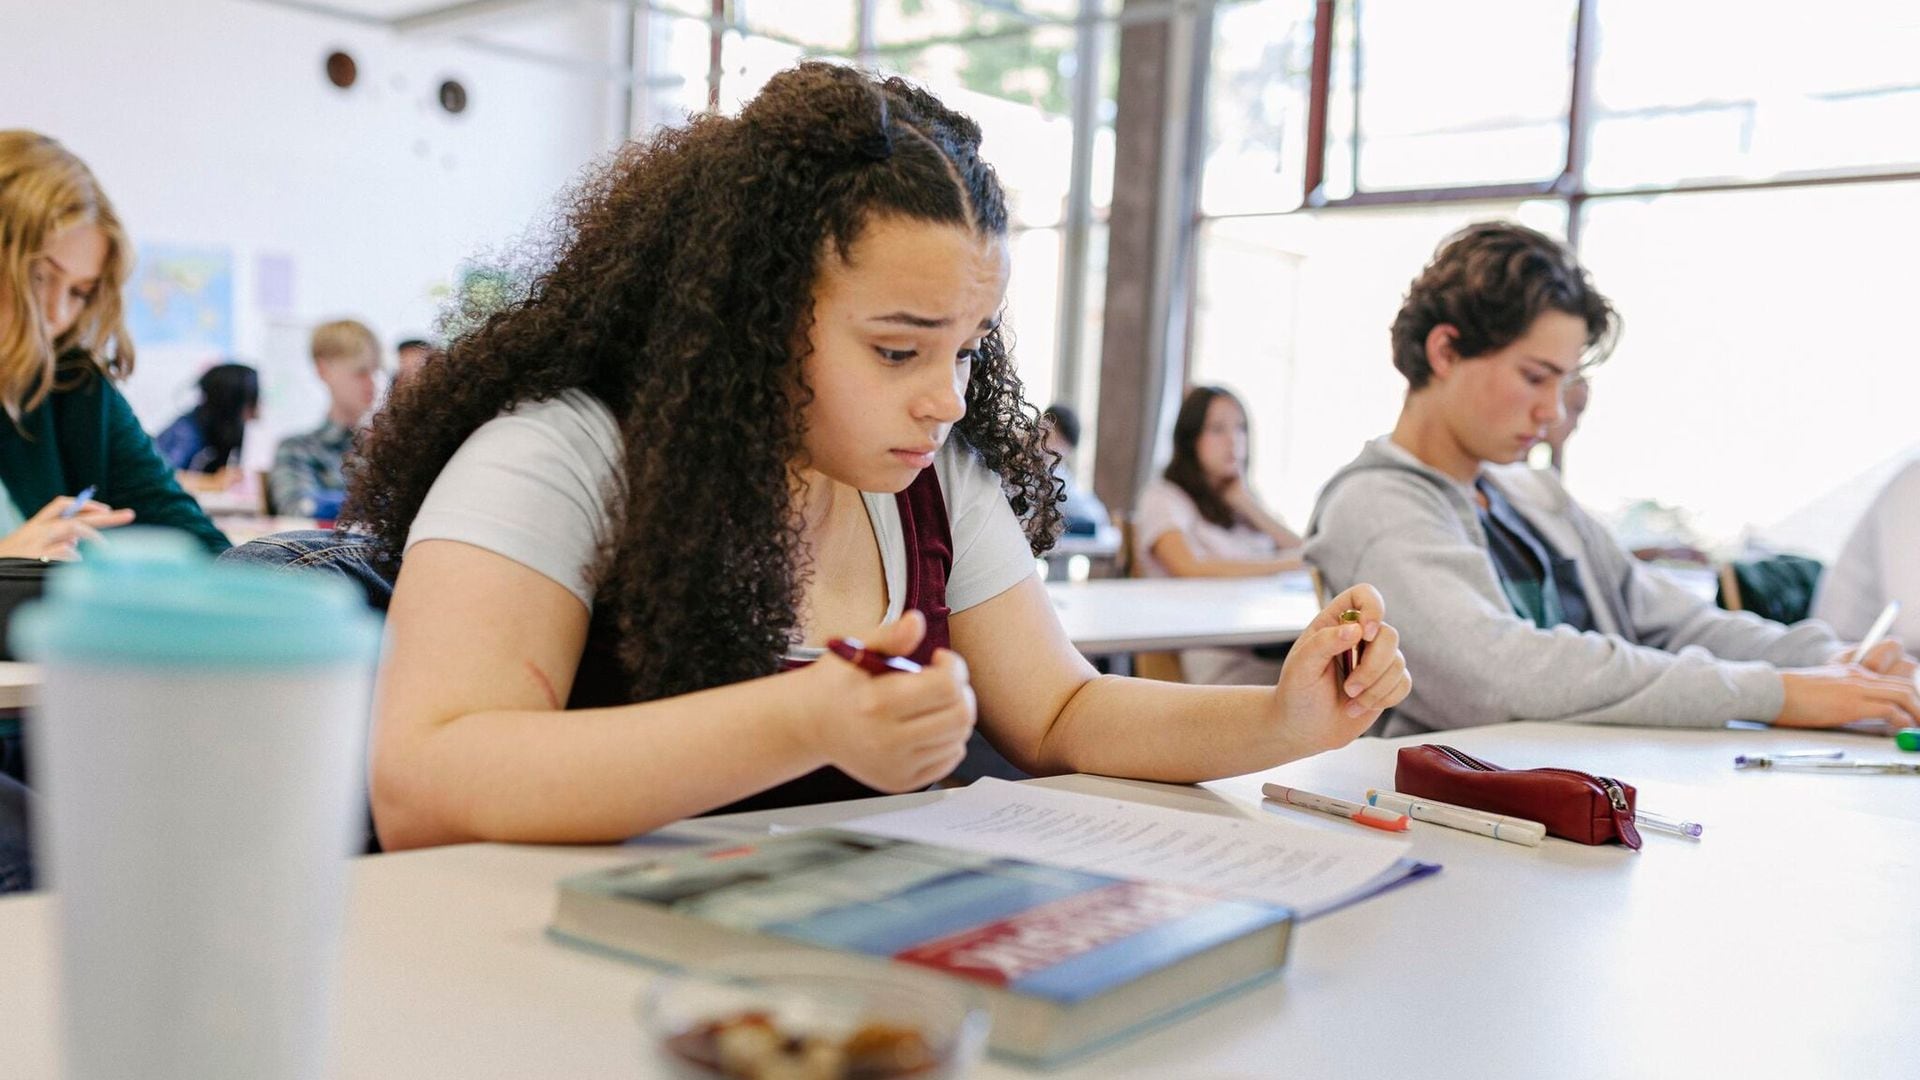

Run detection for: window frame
[[1291, 0, 1920, 239]]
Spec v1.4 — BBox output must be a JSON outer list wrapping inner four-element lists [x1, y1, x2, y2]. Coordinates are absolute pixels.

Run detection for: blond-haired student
[[0, 130, 227, 558], [269, 318, 382, 517]]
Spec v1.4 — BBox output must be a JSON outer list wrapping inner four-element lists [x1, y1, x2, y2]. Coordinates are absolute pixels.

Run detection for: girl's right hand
[[796, 609, 978, 793], [0, 497, 137, 562]]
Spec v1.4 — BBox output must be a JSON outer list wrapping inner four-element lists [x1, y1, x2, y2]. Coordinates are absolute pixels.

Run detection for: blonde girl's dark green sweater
[[0, 355, 230, 555]]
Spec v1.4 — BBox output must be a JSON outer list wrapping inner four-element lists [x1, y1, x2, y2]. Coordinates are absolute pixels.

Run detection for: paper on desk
[[827, 778, 1429, 920]]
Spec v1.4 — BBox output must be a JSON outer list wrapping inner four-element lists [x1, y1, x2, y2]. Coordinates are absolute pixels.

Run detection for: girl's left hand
[[1272, 584, 1411, 752]]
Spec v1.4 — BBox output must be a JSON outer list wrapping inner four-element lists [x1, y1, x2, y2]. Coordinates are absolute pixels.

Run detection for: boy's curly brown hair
[[1390, 221, 1619, 390], [344, 62, 1060, 704]]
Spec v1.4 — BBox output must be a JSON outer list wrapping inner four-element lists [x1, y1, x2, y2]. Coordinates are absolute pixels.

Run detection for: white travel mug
[[11, 531, 381, 1080]]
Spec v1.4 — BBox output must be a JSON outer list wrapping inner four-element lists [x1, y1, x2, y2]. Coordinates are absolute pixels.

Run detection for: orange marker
[[1262, 783, 1409, 833]]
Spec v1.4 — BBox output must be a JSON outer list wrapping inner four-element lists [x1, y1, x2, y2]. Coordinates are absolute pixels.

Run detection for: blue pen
[[61, 485, 97, 519]]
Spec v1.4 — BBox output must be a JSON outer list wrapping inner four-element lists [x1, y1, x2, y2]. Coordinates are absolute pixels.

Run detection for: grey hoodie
[[1305, 437, 1840, 736]]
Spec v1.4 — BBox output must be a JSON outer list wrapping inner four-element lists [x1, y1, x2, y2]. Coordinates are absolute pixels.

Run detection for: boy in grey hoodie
[[1306, 222, 1918, 737]]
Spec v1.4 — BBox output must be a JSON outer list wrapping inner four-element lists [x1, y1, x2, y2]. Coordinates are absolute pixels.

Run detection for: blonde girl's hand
[[1272, 584, 1411, 753], [795, 609, 978, 793], [0, 497, 137, 562]]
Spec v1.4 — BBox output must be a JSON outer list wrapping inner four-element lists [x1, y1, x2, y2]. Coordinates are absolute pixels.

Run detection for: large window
[[1572, 181, 1920, 542], [1340, 0, 1576, 195], [1587, 3, 1920, 188], [1188, 0, 1920, 554], [1190, 201, 1567, 518]]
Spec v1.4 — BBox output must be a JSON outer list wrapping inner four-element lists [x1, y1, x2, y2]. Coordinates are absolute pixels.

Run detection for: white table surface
[[218, 515, 323, 546], [3, 720, 1913, 1079], [0, 661, 37, 711], [1046, 573, 1323, 653], [1045, 566, 1722, 655]]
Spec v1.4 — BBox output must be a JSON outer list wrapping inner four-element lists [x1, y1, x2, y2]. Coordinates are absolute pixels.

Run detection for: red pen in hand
[[826, 637, 923, 676]]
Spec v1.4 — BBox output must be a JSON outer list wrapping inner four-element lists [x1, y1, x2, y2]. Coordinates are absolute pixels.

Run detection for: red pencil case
[[1395, 744, 1642, 849]]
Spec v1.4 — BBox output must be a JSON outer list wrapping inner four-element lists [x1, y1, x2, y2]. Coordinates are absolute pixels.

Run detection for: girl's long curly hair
[[345, 62, 1060, 703]]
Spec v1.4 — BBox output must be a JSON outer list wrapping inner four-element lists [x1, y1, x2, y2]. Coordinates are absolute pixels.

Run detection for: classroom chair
[[0, 771, 32, 893], [1716, 553, 1822, 625]]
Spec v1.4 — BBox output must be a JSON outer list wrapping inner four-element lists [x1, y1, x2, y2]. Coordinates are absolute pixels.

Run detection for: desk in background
[[7, 721, 1906, 1078], [1037, 524, 1125, 584], [217, 515, 323, 547], [0, 663, 36, 711], [1047, 566, 1722, 658], [1047, 524, 1124, 561], [1046, 572, 1320, 654], [188, 482, 266, 518]]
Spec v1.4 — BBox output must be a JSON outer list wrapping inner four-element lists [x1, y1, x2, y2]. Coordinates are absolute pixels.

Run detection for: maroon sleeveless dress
[[566, 467, 954, 815]]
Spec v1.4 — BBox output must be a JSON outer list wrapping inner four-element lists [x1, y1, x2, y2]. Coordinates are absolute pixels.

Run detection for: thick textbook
[[549, 828, 1292, 1066]]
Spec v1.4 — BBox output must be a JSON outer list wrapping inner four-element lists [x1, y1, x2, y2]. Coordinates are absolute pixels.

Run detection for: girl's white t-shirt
[[405, 390, 1037, 619]]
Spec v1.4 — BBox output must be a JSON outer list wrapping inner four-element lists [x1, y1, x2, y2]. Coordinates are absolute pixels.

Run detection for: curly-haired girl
[[350, 63, 1410, 850]]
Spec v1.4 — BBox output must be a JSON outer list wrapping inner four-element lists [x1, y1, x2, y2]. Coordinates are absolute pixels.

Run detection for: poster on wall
[[125, 243, 234, 353], [118, 244, 236, 432]]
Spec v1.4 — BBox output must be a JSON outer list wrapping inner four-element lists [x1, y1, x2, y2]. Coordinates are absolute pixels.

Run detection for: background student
[[1307, 221, 1916, 737], [349, 63, 1410, 851], [1539, 373, 1587, 475], [270, 318, 379, 518], [1813, 456, 1920, 653], [394, 337, 436, 382], [1132, 385, 1306, 684], [1040, 402, 1109, 536], [0, 130, 227, 559], [154, 361, 259, 486]]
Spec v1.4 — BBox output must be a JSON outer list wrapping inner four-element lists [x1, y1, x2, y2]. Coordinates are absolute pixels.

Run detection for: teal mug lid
[[9, 530, 381, 668]]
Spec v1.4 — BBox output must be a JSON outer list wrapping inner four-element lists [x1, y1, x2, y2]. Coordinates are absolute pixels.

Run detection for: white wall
[[3, 0, 624, 462]]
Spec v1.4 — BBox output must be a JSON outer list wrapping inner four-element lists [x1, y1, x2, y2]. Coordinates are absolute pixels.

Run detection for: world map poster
[[125, 243, 233, 353]]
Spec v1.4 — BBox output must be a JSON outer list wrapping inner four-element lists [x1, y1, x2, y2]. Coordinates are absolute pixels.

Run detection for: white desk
[[1659, 563, 1721, 604], [1046, 565, 1722, 656], [190, 484, 267, 518], [0, 662, 37, 711], [1046, 573, 1321, 653], [4, 721, 1911, 1078]]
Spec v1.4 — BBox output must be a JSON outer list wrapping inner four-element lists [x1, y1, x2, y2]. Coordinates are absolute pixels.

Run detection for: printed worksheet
[[828, 778, 1432, 918]]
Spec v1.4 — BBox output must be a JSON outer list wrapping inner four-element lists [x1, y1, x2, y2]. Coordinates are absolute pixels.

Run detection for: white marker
[[1850, 600, 1902, 664], [1366, 790, 1546, 847]]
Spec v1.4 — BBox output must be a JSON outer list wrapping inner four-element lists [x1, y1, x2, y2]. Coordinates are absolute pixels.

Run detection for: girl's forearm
[[1027, 674, 1315, 783], [372, 672, 826, 849]]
